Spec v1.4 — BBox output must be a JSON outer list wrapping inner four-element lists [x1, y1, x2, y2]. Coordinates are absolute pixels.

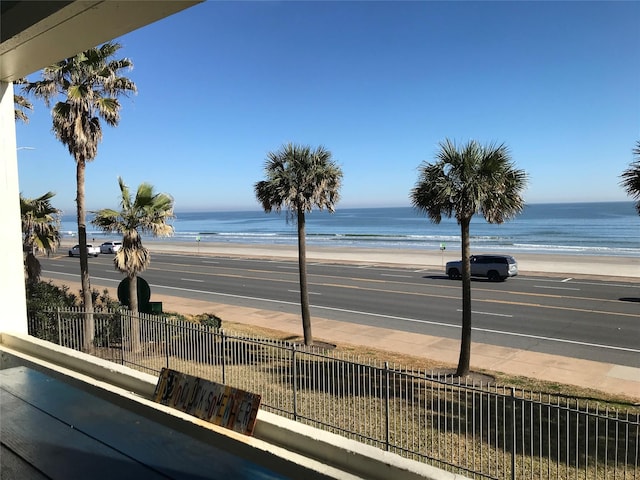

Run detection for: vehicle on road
[[68, 244, 100, 257], [100, 241, 122, 254], [446, 254, 518, 281]]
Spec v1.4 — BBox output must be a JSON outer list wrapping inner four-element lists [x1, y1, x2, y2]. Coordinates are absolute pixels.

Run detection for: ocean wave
[[65, 203, 639, 258]]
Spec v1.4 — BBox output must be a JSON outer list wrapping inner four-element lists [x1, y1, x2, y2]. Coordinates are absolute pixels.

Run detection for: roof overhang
[[0, 0, 202, 82]]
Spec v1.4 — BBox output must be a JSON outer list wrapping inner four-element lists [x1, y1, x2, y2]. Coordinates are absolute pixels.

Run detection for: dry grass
[[209, 317, 640, 410], [79, 311, 639, 480]]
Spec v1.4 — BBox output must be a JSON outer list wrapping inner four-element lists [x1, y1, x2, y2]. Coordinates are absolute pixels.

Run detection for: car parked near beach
[[100, 241, 122, 254], [446, 254, 518, 281], [68, 244, 100, 257]]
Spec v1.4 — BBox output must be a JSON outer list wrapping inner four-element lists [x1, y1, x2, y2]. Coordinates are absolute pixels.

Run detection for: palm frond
[[411, 139, 528, 225], [620, 141, 640, 214], [254, 143, 343, 217], [92, 178, 174, 275]]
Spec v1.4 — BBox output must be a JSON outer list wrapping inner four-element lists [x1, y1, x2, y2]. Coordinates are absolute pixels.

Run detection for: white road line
[[456, 309, 513, 318], [277, 266, 298, 270], [180, 278, 204, 283], [381, 274, 413, 278], [519, 277, 636, 289], [288, 290, 321, 295], [534, 285, 580, 291], [201, 261, 219, 264], [473, 327, 640, 354]]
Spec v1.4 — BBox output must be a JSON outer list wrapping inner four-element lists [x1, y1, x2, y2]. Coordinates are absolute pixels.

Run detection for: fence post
[[117, 309, 123, 366], [164, 317, 170, 369], [56, 307, 62, 346], [384, 361, 390, 451], [510, 386, 517, 480], [221, 329, 226, 385], [292, 344, 298, 421]]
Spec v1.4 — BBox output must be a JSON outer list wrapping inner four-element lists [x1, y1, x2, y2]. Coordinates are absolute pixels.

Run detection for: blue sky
[[15, 1, 640, 214]]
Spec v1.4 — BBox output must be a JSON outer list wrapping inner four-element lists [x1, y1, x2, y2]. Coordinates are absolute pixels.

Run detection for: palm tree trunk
[[297, 208, 313, 345], [128, 274, 141, 354], [456, 217, 472, 377], [77, 160, 94, 351], [25, 252, 41, 284]]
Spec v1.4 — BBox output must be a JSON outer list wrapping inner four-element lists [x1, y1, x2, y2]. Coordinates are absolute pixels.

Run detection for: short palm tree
[[20, 192, 61, 284], [25, 42, 136, 342], [92, 177, 174, 312], [255, 143, 343, 346], [92, 177, 174, 352], [411, 139, 528, 377], [620, 141, 640, 215]]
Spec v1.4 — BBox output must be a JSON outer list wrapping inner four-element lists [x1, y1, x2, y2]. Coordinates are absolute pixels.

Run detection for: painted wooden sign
[[152, 368, 261, 436]]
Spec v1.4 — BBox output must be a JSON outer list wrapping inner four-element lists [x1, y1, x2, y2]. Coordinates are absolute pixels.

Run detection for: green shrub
[[92, 288, 121, 310], [193, 312, 222, 330], [26, 281, 77, 311]]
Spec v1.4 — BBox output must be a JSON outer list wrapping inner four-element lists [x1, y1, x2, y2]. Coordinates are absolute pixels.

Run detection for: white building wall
[[0, 81, 28, 334]]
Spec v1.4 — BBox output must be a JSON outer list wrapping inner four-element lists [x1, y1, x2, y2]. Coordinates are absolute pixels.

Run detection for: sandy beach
[[68, 238, 640, 280]]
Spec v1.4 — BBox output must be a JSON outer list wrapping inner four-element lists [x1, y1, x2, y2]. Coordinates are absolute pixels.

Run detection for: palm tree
[[91, 177, 174, 352], [20, 192, 62, 284], [411, 139, 528, 377], [620, 141, 640, 215], [255, 143, 343, 346], [24, 42, 136, 346], [14, 78, 32, 123]]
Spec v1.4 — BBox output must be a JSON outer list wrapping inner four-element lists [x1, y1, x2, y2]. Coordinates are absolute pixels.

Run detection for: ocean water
[[63, 202, 640, 257]]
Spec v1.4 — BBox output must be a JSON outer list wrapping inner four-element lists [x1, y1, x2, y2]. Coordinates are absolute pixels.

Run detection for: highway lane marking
[[288, 290, 321, 295], [473, 328, 640, 354], [519, 276, 637, 289], [534, 285, 580, 291], [456, 309, 513, 318], [180, 278, 204, 283], [277, 266, 298, 270], [381, 274, 413, 278], [201, 261, 219, 264]]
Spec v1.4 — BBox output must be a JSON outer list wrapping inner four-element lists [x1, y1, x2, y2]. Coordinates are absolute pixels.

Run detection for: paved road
[[40, 252, 640, 367]]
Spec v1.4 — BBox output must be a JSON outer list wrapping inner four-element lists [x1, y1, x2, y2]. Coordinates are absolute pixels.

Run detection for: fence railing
[[27, 307, 639, 480]]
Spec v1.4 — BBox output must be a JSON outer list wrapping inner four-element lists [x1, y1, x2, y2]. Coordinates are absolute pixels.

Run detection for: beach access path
[[53, 240, 640, 400]]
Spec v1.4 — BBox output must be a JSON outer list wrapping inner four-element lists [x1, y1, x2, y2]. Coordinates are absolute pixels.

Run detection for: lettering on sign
[[152, 368, 261, 435]]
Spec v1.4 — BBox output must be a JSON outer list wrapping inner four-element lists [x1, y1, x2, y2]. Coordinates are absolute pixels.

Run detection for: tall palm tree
[[620, 141, 640, 215], [91, 177, 174, 352], [255, 143, 343, 346], [411, 139, 528, 377], [24, 42, 136, 346], [20, 192, 62, 284], [14, 78, 32, 123]]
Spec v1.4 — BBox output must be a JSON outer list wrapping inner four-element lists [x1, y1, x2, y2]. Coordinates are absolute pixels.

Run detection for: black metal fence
[[28, 307, 639, 480]]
